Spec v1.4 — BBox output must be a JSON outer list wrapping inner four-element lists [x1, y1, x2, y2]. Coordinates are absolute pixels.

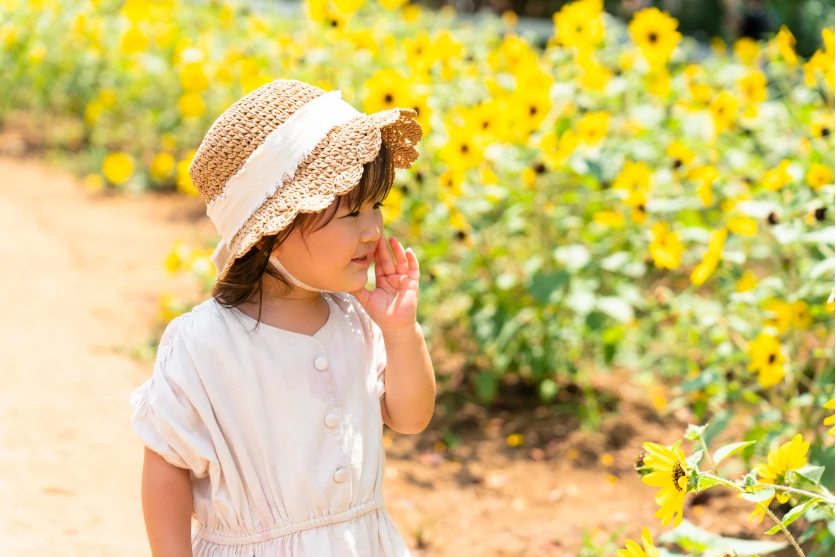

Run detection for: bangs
[[340, 140, 395, 213]]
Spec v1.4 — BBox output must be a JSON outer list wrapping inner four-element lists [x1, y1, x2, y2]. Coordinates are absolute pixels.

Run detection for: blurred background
[[0, 0, 833, 555]]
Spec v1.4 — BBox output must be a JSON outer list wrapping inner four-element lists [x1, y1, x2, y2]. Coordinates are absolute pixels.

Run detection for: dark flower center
[[672, 461, 686, 491], [649, 32, 658, 44], [823, 127, 831, 137], [461, 143, 470, 154], [768, 353, 776, 364], [384, 93, 394, 104]]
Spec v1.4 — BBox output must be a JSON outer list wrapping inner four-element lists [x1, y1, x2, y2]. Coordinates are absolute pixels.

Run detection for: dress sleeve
[[371, 319, 387, 401], [129, 315, 215, 477]]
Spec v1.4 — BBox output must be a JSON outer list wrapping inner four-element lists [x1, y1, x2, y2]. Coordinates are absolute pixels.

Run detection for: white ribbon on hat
[[207, 90, 363, 276]]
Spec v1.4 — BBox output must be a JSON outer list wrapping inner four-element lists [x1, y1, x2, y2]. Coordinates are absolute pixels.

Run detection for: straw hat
[[189, 79, 423, 282]]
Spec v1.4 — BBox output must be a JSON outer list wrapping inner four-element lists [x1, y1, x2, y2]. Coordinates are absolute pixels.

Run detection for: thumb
[[349, 286, 372, 308]]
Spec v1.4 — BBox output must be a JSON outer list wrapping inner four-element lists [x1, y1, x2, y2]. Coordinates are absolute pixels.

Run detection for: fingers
[[390, 237, 409, 275], [405, 247, 419, 272], [375, 235, 396, 277]]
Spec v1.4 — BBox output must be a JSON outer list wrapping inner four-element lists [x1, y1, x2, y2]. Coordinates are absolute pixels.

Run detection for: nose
[[360, 212, 383, 244]]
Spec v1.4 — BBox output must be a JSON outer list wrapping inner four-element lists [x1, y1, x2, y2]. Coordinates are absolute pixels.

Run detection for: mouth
[[351, 253, 372, 265]]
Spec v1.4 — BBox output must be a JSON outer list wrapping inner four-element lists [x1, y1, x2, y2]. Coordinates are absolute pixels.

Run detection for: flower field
[[2, 0, 834, 554]]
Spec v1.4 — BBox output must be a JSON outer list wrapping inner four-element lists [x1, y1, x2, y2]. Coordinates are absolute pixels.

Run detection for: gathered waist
[[195, 496, 386, 546]]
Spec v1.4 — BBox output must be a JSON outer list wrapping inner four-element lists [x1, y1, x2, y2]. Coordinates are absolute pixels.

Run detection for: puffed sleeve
[[129, 315, 216, 477], [371, 319, 387, 401]]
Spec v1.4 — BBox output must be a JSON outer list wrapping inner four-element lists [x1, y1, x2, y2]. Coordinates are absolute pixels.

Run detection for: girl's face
[[271, 196, 383, 293]]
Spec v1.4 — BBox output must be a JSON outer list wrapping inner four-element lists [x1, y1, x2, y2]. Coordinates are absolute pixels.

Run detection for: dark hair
[[212, 140, 395, 325]]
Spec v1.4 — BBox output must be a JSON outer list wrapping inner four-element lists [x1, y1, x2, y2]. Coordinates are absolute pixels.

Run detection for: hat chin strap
[[269, 255, 330, 293]]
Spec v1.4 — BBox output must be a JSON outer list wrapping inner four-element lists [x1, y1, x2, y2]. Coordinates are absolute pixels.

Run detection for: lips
[[352, 253, 372, 264]]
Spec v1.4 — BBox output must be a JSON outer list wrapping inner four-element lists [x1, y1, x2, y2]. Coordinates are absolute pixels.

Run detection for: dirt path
[[0, 156, 208, 556], [0, 155, 764, 556]]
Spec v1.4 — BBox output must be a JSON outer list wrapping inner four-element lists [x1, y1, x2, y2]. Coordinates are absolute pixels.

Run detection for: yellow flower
[[577, 53, 612, 92], [176, 151, 199, 196], [180, 61, 209, 93], [465, 101, 504, 143], [102, 152, 134, 185], [641, 441, 690, 527], [649, 222, 684, 270], [727, 215, 757, 237], [690, 228, 726, 286], [688, 82, 713, 104], [762, 160, 792, 191], [614, 161, 652, 199], [120, 24, 148, 54], [378, 0, 407, 10], [755, 434, 809, 505], [515, 90, 551, 137], [736, 270, 758, 292], [708, 91, 738, 133], [594, 211, 625, 228], [616, 527, 660, 557], [577, 111, 610, 146], [363, 69, 409, 114], [83, 174, 105, 193], [178, 92, 205, 119], [747, 334, 785, 388], [440, 124, 485, 171], [667, 142, 695, 170], [552, 0, 605, 53], [824, 399, 835, 436], [774, 25, 798, 67], [737, 71, 767, 105], [628, 8, 682, 69], [806, 163, 834, 189], [150, 152, 175, 181], [811, 113, 833, 138], [506, 433, 524, 447], [381, 186, 404, 221], [734, 37, 760, 65]]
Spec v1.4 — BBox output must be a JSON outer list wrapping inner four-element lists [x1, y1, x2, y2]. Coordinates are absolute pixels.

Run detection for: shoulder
[[157, 298, 235, 355]]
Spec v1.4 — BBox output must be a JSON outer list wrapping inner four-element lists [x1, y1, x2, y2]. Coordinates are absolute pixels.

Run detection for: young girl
[[130, 79, 435, 557]]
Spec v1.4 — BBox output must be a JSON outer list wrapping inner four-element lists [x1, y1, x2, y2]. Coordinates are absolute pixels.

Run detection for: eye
[[345, 202, 384, 218]]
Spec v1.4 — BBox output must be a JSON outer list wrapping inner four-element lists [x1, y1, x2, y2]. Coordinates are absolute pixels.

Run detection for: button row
[[333, 468, 348, 483], [314, 356, 328, 371]]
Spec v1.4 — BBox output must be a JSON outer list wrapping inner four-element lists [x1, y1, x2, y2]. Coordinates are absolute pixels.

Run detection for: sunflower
[[363, 69, 410, 114], [737, 70, 767, 105], [736, 270, 758, 292], [690, 228, 727, 286], [806, 163, 834, 189], [764, 299, 810, 333], [440, 124, 485, 171], [616, 527, 660, 557], [649, 222, 684, 270], [734, 37, 760, 65], [150, 152, 175, 181], [727, 215, 757, 237], [577, 52, 613, 92], [708, 91, 738, 133], [666, 142, 695, 170], [761, 160, 792, 191], [577, 111, 610, 146], [774, 25, 798, 67], [552, 0, 605, 53], [747, 333, 785, 388], [825, 399, 835, 436], [465, 101, 503, 142], [641, 441, 691, 527], [688, 165, 719, 207], [628, 8, 682, 69], [748, 434, 810, 524], [102, 152, 134, 185], [515, 90, 551, 137], [811, 114, 833, 139]]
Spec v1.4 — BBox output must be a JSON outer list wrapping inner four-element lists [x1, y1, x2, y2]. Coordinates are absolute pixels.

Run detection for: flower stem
[[756, 482, 836, 505], [699, 435, 717, 473], [702, 474, 805, 557], [757, 502, 806, 557]]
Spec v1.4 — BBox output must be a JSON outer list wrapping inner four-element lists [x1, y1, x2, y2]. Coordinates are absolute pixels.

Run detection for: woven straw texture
[[189, 79, 423, 282]]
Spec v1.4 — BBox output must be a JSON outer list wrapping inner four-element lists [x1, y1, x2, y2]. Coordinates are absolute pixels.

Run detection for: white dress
[[129, 292, 411, 556]]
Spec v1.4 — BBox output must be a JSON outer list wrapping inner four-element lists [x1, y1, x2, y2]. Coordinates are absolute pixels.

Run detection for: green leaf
[[528, 270, 570, 305], [538, 378, 559, 403], [697, 474, 722, 490], [685, 424, 707, 440], [687, 450, 704, 468], [658, 519, 787, 556], [713, 441, 757, 466], [703, 410, 732, 448], [794, 465, 825, 485], [765, 498, 821, 535], [741, 487, 775, 503], [474, 371, 497, 404]]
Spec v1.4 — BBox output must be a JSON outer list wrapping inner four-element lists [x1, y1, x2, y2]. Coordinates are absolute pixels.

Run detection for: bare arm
[[379, 323, 436, 434], [141, 446, 194, 557]]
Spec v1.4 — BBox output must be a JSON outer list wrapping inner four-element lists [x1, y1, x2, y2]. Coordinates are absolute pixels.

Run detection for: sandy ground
[[0, 154, 770, 556]]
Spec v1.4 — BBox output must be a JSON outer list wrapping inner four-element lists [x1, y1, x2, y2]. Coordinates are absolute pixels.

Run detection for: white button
[[324, 413, 340, 428], [314, 356, 329, 371], [333, 468, 348, 483]]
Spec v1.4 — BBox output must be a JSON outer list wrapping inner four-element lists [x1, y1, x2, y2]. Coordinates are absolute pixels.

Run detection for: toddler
[[130, 79, 435, 556]]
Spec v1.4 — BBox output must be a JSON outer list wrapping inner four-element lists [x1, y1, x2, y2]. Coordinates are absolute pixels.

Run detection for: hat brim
[[215, 107, 422, 282]]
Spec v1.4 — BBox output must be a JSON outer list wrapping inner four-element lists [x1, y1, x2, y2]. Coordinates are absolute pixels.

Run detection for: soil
[[0, 147, 800, 556]]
